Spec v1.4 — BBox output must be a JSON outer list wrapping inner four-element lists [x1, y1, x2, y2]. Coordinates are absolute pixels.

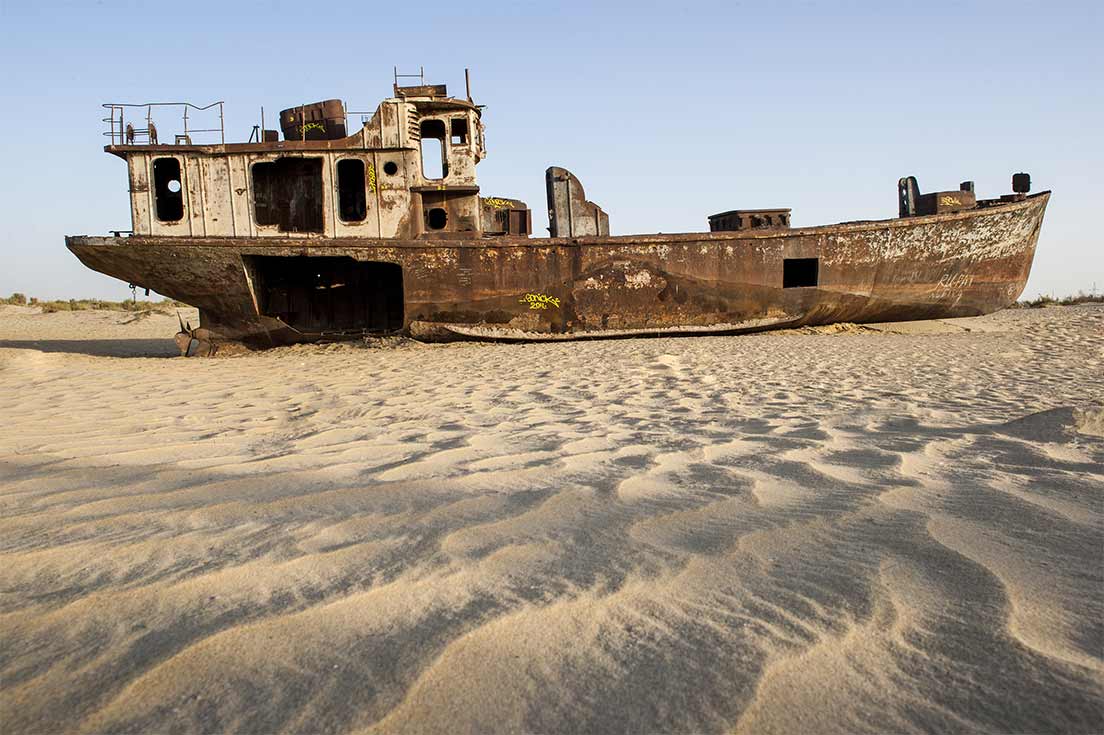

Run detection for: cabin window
[[450, 117, 469, 145], [336, 159, 367, 222], [152, 157, 184, 222], [427, 207, 448, 230], [419, 119, 447, 180], [383, 161, 399, 176], [252, 157, 324, 233], [783, 258, 819, 288]]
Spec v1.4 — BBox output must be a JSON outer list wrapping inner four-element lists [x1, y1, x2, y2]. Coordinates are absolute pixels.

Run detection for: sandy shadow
[[0, 339, 180, 358]]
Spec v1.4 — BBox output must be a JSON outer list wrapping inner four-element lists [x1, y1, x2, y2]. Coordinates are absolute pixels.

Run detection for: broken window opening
[[783, 258, 819, 288], [336, 159, 367, 222], [419, 119, 447, 180], [450, 117, 469, 145], [152, 157, 184, 222], [252, 157, 324, 233], [249, 256, 404, 334], [427, 207, 448, 230]]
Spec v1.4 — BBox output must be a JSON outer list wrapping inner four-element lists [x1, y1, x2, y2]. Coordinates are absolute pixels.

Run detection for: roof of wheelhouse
[[104, 85, 480, 158]]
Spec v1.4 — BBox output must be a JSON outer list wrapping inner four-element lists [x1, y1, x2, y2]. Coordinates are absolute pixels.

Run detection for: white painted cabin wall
[[124, 99, 481, 240]]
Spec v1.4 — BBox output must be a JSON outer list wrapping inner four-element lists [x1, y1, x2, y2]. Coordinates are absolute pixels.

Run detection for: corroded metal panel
[[379, 151, 415, 239], [378, 101, 403, 149], [481, 196, 530, 236], [199, 156, 233, 236], [127, 153, 151, 234], [709, 209, 791, 231], [184, 154, 205, 236], [546, 166, 609, 237], [227, 156, 252, 237], [367, 152, 385, 237]]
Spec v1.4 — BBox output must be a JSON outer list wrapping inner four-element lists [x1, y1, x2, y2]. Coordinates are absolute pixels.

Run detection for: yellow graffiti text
[[298, 122, 326, 136], [519, 293, 560, 310], [367, 163, 377, 193], [939, 196, 960, 207], [484, 197, 514, 209]]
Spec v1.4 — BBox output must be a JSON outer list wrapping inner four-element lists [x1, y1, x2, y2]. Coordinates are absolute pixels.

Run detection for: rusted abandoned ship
[[67, 72, 1049, 352]]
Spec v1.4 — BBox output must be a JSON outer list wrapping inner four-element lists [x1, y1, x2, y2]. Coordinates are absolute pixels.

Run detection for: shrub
[[1017, 291, 1104, 308], [31, 296, 192, 314]]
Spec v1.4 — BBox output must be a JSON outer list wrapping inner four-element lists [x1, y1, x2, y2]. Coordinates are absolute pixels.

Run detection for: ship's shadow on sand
[[0, 339, 179, 358]]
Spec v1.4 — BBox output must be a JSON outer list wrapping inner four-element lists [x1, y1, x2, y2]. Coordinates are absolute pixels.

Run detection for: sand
[[1, 304, 1102, 734]]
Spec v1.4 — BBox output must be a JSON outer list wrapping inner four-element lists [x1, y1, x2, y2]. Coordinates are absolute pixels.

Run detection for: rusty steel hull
[[66, 192, 1048, 346]]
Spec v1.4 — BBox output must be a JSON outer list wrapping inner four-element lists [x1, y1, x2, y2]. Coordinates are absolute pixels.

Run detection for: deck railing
[[102, 101, 225, 146]]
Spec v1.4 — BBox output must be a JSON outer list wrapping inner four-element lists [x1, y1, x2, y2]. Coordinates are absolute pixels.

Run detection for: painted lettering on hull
[[520, 293, 560, 310]]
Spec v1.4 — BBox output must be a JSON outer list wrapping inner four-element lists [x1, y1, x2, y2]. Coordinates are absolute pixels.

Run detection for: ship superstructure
[[104, 75, 531, 244]]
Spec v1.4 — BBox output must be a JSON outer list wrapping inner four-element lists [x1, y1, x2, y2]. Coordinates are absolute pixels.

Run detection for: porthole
[[427, 207, 448, 230]]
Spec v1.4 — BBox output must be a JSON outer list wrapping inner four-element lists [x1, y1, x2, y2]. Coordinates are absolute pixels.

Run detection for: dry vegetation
[[1, 292, 188, 314], [1014, 291, 1104, 308]]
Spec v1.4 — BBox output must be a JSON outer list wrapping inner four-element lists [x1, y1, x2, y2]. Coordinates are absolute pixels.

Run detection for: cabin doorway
[[249, 256, 404, 334], [252, 157, 324, 233]]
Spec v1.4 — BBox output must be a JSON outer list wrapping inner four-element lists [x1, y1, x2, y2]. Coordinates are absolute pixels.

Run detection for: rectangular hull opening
[[250, 256, 403, 334], [783, 257, 819, 288]]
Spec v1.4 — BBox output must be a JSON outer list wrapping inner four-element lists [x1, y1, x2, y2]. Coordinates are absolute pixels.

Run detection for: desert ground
[[1, 303, 1102, 734]]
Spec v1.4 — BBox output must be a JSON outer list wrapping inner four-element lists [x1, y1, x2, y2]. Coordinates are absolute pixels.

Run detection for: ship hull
[[66, 192, 1048, 346]]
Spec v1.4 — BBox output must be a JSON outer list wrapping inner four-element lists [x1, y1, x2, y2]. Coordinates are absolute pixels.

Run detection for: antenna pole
[[465, 68, 472, 102]]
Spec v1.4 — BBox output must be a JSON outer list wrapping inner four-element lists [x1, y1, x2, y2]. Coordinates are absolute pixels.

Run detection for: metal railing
[[344, 107, 375, 130], [103, 101, 225, 146]]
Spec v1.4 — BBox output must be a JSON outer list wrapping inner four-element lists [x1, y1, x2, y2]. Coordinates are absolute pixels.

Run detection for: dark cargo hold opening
[[249, 256, 403, 334]]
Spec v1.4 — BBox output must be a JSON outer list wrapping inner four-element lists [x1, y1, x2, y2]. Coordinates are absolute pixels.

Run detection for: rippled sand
[[1, 305, 1102, 734]]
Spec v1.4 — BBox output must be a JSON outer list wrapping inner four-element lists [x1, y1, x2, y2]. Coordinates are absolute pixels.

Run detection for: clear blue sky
[[2, 0, 1100, 300]]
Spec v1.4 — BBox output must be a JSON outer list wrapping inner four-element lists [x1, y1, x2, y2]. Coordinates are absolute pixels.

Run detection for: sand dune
[[1, 304, 1102, 733]]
